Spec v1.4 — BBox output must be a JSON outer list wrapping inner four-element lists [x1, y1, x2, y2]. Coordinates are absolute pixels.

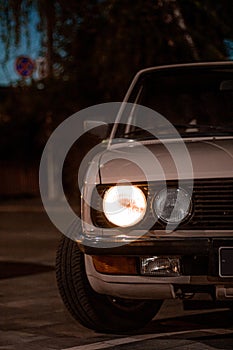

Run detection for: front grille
[[92, 178, 233, 231], [180, 178, 233, 230]]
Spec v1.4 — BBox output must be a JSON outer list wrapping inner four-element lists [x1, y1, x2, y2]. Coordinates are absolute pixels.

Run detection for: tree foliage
[[50, 0, 233, 100], [1, 0, 233, 98], [0, 0, 232, 161]]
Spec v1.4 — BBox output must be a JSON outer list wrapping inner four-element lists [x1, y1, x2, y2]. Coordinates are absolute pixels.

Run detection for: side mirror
[[83, 120, 110, 139]]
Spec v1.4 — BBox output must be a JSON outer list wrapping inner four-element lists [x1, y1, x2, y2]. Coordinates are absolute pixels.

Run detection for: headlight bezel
[[90, 182, 193, 230], [91, 183, 149, 229], [102, 184, 147, 228]]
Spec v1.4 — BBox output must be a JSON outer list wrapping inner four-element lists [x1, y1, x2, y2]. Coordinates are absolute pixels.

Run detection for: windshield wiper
[[174, 123, 233, 135], [122, 128, 155, 137], [121, 123, 233, 140]]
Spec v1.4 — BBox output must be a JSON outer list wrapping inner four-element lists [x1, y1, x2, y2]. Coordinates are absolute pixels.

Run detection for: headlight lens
[[103, 185, 147, 227], [154, 188, 191, 224]]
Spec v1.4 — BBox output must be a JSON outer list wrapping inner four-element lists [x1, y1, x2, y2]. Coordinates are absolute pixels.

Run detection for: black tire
[[56, 234, 162, 333]]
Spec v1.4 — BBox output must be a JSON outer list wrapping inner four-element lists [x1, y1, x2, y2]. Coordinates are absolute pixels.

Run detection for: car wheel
[[56, 234, 162, 333]]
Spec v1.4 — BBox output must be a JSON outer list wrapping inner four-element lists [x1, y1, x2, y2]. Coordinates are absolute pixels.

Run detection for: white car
[[56, 62, 233, 333]]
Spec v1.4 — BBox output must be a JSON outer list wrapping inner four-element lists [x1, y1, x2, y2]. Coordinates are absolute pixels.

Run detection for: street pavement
[[0, 197, 233, 349]]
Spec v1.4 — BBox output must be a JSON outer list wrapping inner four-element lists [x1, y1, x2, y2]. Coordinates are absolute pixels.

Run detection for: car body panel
[[99, 138, 233, 183], [80, 62, 233, 302]]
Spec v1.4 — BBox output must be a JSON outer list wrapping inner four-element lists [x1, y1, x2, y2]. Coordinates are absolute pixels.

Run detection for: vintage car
[[56, 62, 233, 332]]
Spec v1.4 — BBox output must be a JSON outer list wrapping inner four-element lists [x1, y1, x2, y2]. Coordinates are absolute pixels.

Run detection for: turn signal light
[[92, 256, 137, 275]]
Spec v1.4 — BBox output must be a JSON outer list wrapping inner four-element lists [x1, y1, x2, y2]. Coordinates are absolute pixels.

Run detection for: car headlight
[[153, 187, 191, 224], [103, 185, 147, 227]]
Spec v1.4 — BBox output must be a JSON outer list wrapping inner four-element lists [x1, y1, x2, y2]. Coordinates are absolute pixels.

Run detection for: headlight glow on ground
[[103, 185, 147, 227]]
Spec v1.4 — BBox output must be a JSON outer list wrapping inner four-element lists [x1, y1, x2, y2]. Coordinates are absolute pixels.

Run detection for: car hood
[[99, 138, 233, 184]]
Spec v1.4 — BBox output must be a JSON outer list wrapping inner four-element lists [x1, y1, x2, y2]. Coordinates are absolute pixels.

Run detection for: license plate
[[219, 247, 233, 277]]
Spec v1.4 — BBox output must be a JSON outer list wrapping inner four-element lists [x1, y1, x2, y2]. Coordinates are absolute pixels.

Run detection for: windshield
[[116, 67, 233, 140]]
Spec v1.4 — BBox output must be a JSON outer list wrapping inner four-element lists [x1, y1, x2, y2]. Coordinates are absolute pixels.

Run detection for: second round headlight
[[154, 187, 191, 224], [103, 185, 147, 227]]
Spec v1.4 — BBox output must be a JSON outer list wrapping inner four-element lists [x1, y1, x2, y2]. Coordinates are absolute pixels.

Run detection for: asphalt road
[[0, 199, 233, 350]]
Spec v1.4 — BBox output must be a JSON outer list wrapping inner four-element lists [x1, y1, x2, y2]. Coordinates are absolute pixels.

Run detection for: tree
[[0, 0, 233, 155], [1, 0, 232, 101]]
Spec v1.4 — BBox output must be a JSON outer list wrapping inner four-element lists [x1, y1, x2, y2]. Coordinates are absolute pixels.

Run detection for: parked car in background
[[56, 62, 233, 333]]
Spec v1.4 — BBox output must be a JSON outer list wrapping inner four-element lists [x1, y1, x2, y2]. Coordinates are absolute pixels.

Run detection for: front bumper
[[80, 236, 233, 276], [82, 236, 233, 301]]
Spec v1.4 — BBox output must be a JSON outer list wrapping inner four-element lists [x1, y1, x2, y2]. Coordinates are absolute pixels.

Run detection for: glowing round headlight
[[154, 188, 191, 224], [103, 185, 147, 227]]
